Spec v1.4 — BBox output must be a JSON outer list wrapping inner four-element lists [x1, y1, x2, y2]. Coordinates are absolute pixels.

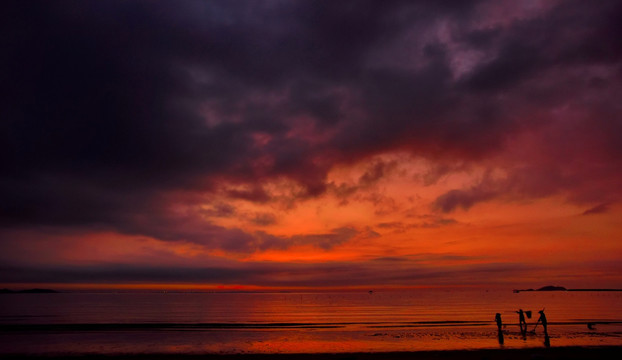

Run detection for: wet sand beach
[[2, 346, 621, 360]]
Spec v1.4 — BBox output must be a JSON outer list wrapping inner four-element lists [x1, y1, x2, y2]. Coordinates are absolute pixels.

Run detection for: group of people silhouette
[[495, 309, 549, 347]]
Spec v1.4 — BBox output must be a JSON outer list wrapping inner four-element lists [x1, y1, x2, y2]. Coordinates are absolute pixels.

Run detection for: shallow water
[[1, 289, 621, 354]]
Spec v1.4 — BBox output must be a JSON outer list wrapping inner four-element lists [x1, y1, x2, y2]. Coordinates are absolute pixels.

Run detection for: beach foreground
[[2, 346, 621, 360]]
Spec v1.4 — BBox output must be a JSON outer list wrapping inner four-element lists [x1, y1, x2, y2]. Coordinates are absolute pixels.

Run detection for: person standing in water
[[517, 309, 527, 338], [495, 313, 504, 345]]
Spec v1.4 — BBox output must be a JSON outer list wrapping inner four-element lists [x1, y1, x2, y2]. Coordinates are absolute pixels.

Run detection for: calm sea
[[1, 289, 621, 354]]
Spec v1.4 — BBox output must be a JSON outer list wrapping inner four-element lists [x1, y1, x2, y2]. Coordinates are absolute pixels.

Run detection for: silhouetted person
[[495, 313, 504, 345], [517, 309, 527, 338], [538, 310, 548, 333], [538, 310, 550, 348]]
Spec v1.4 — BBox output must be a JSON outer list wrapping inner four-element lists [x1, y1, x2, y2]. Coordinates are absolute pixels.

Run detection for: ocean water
[[1, 289, 621, 354]]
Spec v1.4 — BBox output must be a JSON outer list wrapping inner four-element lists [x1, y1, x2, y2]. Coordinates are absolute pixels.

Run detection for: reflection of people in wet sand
[[495, 313, 504, 345], [538, 310, 550, 348], [516, 309, 527, 338]]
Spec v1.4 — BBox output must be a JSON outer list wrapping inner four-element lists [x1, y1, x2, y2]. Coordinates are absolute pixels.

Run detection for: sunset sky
[[1, 0, 621, 291]]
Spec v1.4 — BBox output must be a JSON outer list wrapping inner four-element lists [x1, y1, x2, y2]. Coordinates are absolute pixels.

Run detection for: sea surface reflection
[[1, 289, 621, 354]]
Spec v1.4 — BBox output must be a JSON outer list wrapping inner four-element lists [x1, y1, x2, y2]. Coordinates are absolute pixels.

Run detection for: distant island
[[0, 288, 59, 294], [513, 285, 622, 293], [513, 285, 566, 293], [538, 285, 567, 291]]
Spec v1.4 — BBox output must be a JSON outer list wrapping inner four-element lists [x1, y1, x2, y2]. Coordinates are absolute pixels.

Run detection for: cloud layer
[[2, 0, 622, 287]]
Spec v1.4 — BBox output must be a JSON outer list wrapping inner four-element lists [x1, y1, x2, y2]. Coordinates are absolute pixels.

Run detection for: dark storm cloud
[[103, 209, 358, 253], [433, 187, 497, 213], [2, 0, 622, 245], [329, 159, 397, 204], [226, 186, 272, 203], [376, 216, 457, 232], [462, 0, 622, 92], [434, 158, 622, 213], [250, 212, 277, 226], [201, 202, 236, 218], [251, 227, 358, 252], [431, 169, 564, 213], [358, 160, 397, 186], [582, 203, 611, 216]]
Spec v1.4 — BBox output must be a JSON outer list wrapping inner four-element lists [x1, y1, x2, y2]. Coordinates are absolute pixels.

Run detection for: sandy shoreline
[[2, 346, 621, 360]]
